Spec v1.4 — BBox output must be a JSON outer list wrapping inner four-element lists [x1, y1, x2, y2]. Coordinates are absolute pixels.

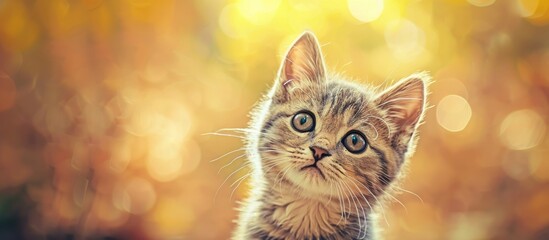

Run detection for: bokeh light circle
[[237, 0, 281, 25], [436, 95, 472, 132], [385, 19, 426, 60], [515, 0, 539, 17], [147, 141, 184, 182], [499, 109, 546, 150], [219, 4, 244, 39], [347, 0, 384, 23], [113, 177, 157, 215]]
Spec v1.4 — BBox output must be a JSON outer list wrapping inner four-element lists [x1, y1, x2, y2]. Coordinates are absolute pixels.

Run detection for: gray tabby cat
[[232, 31, 428, 240]]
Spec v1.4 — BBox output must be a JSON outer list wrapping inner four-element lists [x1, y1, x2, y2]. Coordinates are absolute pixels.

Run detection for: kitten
[[231, 31, 428, 240]]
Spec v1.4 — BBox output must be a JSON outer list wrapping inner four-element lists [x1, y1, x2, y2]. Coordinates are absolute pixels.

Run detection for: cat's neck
[[242, 177, 376, 239]]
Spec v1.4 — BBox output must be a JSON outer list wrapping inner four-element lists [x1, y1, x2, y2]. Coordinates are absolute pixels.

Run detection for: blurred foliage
[[0, 0, 549, 239]]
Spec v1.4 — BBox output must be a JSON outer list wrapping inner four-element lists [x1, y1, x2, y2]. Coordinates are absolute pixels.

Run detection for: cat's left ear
[[375, 72, 429, 146], [274, 31, 327, 99]]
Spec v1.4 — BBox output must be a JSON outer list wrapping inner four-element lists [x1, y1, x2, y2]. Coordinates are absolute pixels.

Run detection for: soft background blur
[[1, 0, 548, 239]]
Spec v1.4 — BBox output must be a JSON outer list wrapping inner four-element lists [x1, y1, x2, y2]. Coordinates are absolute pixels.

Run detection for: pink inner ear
[[393, 98, 423, 126], [376, 76, 426, 129], [277, 32, 326, 92]]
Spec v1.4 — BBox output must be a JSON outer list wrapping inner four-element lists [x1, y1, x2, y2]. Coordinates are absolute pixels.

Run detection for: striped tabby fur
[[232, 32, 429, 240]]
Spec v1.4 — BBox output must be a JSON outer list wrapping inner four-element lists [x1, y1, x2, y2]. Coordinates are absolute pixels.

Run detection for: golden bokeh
[[499, 109, 546, 150], [0, 0, 549, 239], [436, 95, 472, 132], [348, 0, 384, 23]]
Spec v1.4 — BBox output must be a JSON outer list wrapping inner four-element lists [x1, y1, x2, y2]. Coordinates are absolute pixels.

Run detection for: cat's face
[[253, 32, 427, 200]]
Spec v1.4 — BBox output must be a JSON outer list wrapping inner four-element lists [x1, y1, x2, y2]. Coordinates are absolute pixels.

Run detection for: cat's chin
[[300, 165, 325, 179], [283, 165, 333, 197]]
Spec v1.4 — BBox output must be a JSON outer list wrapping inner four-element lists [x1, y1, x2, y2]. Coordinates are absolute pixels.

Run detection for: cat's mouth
[[300, 163, 326, 179]]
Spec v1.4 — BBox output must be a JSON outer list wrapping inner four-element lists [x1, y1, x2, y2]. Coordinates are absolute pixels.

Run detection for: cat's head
[[253, 32, 428, 200]]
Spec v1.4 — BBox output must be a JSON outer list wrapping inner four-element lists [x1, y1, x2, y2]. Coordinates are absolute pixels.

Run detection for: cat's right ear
[[374, 72, 429, 154], [273, 31, 327, 100]]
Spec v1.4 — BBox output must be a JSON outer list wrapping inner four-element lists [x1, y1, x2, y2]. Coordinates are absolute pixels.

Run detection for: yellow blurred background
[[1, 0, 548, 239]]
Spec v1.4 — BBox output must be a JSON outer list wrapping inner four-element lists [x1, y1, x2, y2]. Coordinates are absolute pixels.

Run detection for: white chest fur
[[269, 196, 343, 237]]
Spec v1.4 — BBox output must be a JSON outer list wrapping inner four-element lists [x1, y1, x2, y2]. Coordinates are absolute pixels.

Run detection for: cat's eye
[[291, 111, 315, 132], [342, 131, 367, 154]]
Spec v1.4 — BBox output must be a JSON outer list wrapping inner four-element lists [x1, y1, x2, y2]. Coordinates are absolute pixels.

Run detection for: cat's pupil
[[300, 116, 307, 125], [352, 134, 358, 145]]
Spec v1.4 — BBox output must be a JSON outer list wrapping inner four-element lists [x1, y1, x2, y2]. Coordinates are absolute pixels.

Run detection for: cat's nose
[[309, 146, 331, 161]]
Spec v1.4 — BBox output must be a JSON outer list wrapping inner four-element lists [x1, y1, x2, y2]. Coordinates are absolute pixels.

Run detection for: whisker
[[365, 115, 392, 137], [350, 178, 389, 227], [230, 172, 251, 200], [202, 132, 247, 139], [364, 122, 379, 140], [279, 166, 294, 189], [218, 153, 247, 174], [259, 161, 283, 176], [214, 162, 250, 203], [382, 190, 408, 214], [275, 165, 293, 190], [341, 181, 364, 238], [350, 181, 371, 239], [217, 128, 259, 133], [209, 147, 246, 163], [346, 179, 374, 239], [394, 186, 424, 204], [334, 183, 346, 225], [338, 182, 352, 219]]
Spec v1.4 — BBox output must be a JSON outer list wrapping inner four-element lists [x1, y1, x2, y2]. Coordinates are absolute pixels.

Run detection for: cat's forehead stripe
[[321, 84, 370, 127]]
